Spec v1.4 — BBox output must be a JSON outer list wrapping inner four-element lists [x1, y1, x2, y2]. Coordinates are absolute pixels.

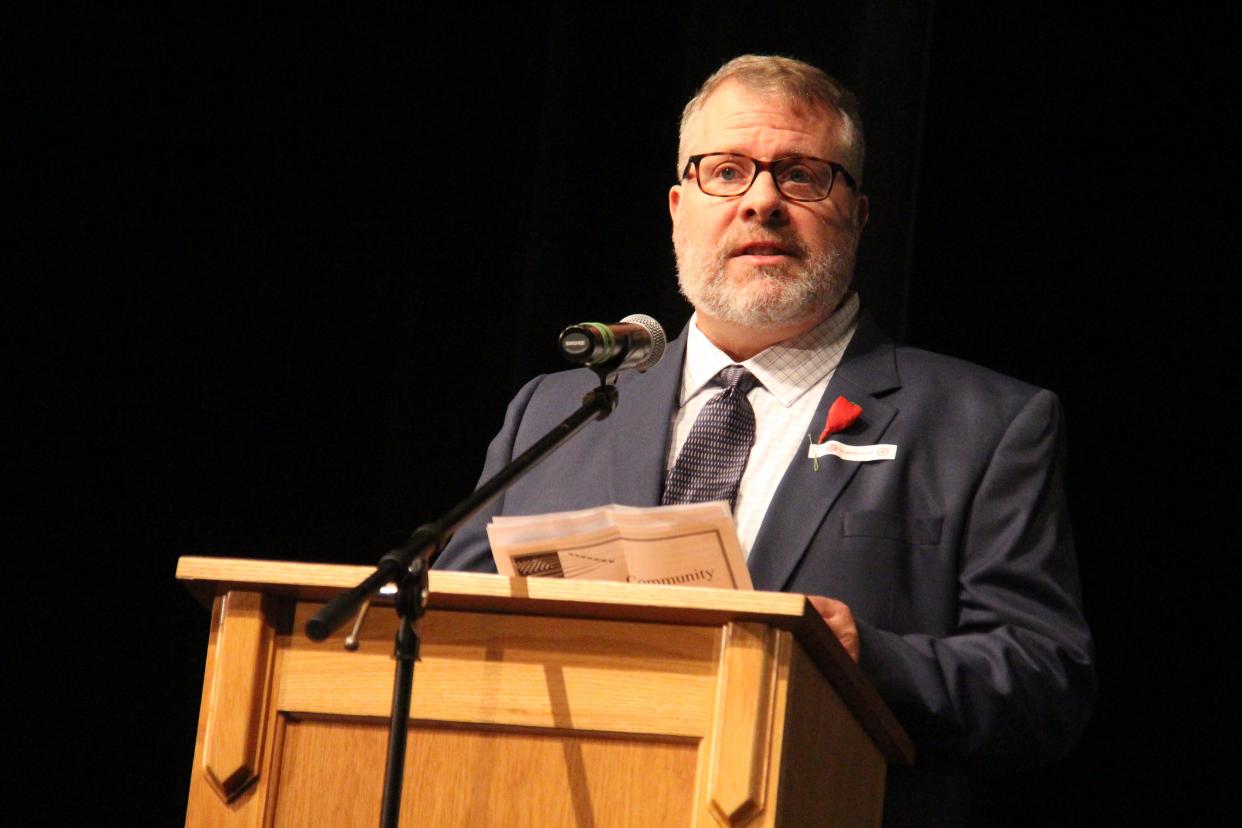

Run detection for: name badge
[[808, 440, 898, 462]]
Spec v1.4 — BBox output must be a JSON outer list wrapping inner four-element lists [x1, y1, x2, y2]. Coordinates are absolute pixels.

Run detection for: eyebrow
[[710, 150, 820, 160]]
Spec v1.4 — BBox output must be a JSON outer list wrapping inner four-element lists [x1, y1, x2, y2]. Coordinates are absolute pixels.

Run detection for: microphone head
[[620, 313, 666, 371]]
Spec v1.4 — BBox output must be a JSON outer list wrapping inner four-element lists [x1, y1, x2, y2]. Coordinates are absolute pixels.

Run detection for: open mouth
[[733, 240, 796, 259]]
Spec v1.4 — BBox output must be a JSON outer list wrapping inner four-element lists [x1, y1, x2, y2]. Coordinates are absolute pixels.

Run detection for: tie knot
[[717, 365, 757, 395]]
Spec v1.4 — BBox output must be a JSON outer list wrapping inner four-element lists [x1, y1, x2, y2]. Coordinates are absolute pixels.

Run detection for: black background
[[14, 4, 1238, 824]]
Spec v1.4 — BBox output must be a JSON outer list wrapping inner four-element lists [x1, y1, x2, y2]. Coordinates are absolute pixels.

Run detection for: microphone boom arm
[[305, 380, 620, 641]]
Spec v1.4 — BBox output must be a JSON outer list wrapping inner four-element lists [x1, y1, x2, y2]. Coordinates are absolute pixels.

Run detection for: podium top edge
[[175, 555, 806, 619]]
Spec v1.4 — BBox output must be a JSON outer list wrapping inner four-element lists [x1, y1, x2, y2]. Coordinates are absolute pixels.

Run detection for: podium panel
[[273, 720, 697, 826]]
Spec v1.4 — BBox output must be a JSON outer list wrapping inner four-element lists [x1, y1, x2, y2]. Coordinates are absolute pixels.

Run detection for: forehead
[[691, 81, 843, 158]]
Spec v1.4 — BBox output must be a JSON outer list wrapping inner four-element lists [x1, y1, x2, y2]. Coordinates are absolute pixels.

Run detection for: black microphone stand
[[305, 365, 624, 828]]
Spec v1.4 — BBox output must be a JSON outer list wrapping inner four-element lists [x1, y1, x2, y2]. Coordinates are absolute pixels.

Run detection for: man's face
[[670, 82, 869, 331]]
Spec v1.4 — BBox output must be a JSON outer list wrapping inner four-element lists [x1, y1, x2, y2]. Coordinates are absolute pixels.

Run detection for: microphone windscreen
[[620, 313, 666, 371]]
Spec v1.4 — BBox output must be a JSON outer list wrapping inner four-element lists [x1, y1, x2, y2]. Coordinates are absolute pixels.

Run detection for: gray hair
[[677, 54, 865, 187]]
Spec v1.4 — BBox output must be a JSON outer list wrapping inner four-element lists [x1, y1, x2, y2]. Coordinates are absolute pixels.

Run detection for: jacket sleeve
[[433, 375, 547, 573], [856, 389, 1096, 766]]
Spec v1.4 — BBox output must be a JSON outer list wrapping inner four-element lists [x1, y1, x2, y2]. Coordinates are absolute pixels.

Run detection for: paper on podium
[[487, 501, 753, 590]]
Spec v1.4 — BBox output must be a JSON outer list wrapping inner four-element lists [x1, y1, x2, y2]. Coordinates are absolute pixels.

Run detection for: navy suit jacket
[[436, 314, 1095, 820]]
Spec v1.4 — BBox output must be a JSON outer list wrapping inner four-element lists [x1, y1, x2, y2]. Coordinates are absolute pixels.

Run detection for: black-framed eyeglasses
[[681, 153, 858, 202]]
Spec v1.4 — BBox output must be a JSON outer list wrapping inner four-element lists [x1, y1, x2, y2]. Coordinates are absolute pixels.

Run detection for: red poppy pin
[[818, 396, 863, 443], [808, 396, 863, 471]]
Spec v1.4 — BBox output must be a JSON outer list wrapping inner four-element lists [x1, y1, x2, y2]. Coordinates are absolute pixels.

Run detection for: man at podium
[[436, 54, 1095, 825]]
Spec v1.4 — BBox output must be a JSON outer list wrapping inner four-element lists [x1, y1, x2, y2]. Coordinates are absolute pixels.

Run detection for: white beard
[[673, 224, 856, 328]]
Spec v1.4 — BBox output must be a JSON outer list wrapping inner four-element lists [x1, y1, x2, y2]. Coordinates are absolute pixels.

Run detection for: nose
[[737, 168, 787, 225]]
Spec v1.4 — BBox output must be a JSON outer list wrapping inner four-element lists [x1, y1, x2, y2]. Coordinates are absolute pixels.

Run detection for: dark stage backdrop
[[15, 5, 1236, 824]]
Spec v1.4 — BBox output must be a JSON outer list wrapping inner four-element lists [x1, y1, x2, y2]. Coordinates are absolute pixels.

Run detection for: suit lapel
[[606, 330, 686, 506], [747, 315, 902, 591]]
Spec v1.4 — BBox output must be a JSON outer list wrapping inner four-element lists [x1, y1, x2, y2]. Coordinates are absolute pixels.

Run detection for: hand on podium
[[808, 595, 860, 663]]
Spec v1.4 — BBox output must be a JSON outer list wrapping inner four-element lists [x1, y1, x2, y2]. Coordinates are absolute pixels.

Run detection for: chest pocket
[[843, 510, 942, 545]]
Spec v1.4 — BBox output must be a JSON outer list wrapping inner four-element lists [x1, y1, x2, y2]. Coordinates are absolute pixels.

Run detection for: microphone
[[558, 314, 666, 372]]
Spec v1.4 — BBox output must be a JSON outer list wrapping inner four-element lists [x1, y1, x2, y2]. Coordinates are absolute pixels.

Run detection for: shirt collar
[[680, 292, 860, 408]]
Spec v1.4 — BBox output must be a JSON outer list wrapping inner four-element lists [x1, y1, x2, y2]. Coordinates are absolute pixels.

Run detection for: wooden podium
[[178, 556, 913, 827]]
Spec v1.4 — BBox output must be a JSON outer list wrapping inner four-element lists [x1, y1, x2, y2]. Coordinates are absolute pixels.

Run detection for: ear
[[853, 193, 870, 230], [669, 183, 682, 223]]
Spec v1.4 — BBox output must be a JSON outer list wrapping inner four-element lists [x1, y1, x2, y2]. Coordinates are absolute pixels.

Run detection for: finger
[[806, 595, 860, 663]]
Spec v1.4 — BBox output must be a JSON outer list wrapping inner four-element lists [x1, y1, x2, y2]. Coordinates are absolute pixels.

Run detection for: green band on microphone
[[581, 322, 614, 357]]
